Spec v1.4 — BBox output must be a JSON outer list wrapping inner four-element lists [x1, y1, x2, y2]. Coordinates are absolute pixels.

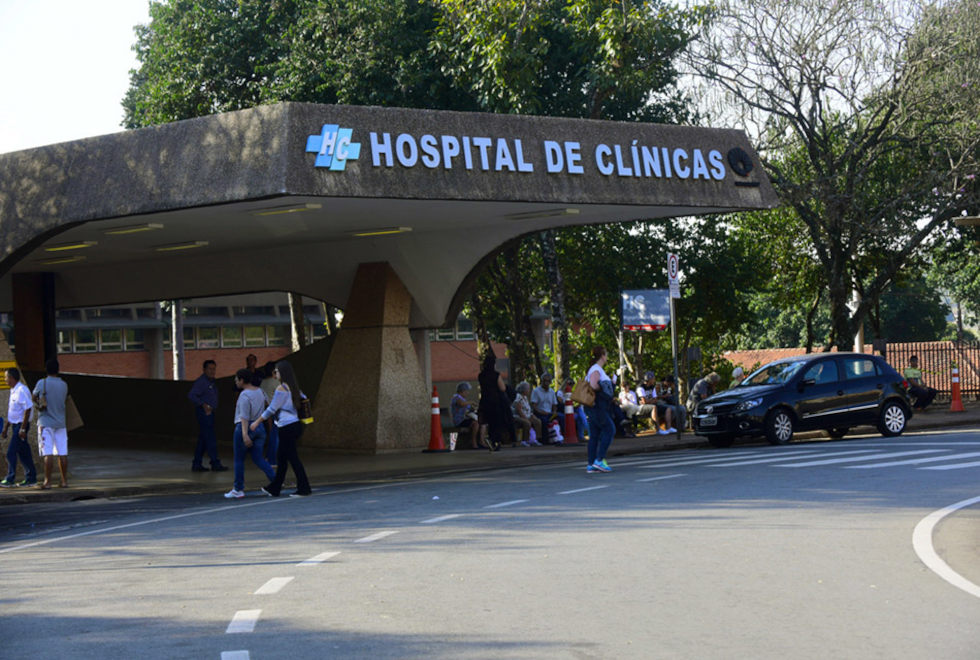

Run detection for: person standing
[[259, 361, 280, 466], [1, 367, 36, 487], [188, 359, 227, 472], [585, 346, 615, 473], [225, 369, 276, 499], [32, 359, 69, 489], [251, 360, 312, 497], [478, 351, 514, 452]]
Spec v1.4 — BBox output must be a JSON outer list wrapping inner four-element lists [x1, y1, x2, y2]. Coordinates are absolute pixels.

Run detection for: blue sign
[[306, 124, 361, 170], [621, 289, 670, 331]]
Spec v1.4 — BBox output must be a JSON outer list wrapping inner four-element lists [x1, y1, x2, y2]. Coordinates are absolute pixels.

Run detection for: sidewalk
[[2, 402, 978, 506]]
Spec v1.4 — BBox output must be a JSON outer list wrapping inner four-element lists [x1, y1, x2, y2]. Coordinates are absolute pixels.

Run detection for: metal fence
[[878, 341, 980, 400]]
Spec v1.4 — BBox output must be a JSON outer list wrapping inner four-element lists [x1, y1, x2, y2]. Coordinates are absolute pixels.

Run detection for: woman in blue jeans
[[225, 369, 275, 499], [584, 346, 615, 473]]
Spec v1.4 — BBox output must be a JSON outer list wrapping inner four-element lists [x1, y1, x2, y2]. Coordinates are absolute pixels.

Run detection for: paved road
[[1, 429, 978, 659]]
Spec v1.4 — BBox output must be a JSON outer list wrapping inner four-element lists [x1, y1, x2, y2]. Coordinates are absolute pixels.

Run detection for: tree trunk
[[288, 292, 307, 352], [539, 230, 570, 384]]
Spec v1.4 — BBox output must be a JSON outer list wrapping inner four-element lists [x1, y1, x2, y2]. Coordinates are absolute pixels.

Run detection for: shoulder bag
[[570, 379, 596, 407]]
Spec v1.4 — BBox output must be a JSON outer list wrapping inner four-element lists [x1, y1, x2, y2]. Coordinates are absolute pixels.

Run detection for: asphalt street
[[1, 428, 978, 659]]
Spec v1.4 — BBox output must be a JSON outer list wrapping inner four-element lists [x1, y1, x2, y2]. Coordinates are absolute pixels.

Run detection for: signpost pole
[[667, 254, 681, 437]]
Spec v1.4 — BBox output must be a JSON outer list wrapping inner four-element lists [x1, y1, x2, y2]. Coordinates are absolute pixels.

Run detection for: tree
[[865, 278, 949, 342], [688, 0, 980, 350]]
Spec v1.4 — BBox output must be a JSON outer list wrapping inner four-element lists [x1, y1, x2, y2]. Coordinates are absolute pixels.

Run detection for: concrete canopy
[[0, 102, 778, 327]]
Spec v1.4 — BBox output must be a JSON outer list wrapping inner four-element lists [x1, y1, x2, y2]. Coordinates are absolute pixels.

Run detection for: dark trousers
[[4, 423, 36, 482], [909, 386, 938, 409], [193, 406, 221, 467], [265, 421, 311, 496]]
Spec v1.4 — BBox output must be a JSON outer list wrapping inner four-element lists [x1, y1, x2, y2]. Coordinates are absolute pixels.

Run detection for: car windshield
[[743, 360, 807, 386]]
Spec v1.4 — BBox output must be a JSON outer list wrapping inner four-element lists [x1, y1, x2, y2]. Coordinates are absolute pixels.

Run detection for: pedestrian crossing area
[[606, 442, 980, 472]]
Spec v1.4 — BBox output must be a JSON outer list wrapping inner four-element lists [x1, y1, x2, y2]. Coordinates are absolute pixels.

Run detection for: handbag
[[570, 379, 596, 407], [298, 395, 314, 425], [33, 378, 48, 412]]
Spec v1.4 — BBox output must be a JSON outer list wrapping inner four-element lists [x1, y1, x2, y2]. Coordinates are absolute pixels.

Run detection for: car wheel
[[826, 427, 849, 439], [877, 401, 908, 437], [708, 434, 735, 448], [765, 409, 794, 445]]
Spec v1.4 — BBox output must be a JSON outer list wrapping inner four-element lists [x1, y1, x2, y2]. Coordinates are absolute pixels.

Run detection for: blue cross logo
[[305, 124, 361, 171]]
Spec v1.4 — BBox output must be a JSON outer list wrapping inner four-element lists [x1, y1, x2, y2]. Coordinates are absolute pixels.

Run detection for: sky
[[0, 0, 151, 154]]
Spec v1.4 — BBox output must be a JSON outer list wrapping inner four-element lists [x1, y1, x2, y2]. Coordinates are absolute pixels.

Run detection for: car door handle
[[876, 384, 884, 390], [837, 391, 844, 396]]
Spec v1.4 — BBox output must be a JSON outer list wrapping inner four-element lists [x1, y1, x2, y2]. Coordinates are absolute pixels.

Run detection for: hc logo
[[306, 124, 361, 171]]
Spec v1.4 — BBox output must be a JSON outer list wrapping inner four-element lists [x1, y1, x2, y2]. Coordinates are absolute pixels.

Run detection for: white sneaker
[[224, 489, 244, 499], [666, 427, 677, 434], [657, 428, 671, 435]]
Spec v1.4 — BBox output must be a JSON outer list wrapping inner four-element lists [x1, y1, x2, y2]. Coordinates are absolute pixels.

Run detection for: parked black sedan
[[691, 353, 912, 448]]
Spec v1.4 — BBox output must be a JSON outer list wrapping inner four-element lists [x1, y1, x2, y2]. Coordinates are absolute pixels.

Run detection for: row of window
[[56, 323, 330, 354], [429, 317, 475, 342]]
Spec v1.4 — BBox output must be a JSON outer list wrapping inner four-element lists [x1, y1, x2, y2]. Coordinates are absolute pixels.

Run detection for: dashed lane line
[[354, 530, 399, 543], [226, 610, 261, 634], [558, 485, 609, 495], [912, 495, 980, 599], [221, 651, 250, 660], [297, 551, 340, 566], [420, 514, 462, 524], [254, 577, 294, 595], [635, 473, 686, 483], [484, 499, 529, 509]]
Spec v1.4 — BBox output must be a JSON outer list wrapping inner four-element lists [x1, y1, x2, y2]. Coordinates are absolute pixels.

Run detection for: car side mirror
[[799, 378, 816, 390]]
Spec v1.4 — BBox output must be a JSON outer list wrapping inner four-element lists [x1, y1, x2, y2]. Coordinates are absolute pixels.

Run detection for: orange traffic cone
[[423, 386, 451, 452], [563, 384, 579, 444], [950, 364, 965, 413]]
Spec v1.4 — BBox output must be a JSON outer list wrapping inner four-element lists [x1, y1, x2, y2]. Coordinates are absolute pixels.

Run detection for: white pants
[[39, 427, 68, 456]]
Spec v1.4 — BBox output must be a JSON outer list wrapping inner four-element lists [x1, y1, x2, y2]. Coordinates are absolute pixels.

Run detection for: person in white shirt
[[1, 368, 36, 487], [530, 373, 560, 442], [636, 371, 677, 434], [585, 346, 615, 473]]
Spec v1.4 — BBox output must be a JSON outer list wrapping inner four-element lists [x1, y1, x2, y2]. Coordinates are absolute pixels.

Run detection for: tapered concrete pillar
[[11, 272, 56, 371], [308, 263, 429, 453]]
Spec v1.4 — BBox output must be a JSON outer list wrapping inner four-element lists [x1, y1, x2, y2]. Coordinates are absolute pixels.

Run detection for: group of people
[[1, 359, 70, 489], [188, 355, 312, 499]]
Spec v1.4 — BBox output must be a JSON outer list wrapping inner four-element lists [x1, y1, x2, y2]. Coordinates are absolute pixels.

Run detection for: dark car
[[691, 353, 912, 448]]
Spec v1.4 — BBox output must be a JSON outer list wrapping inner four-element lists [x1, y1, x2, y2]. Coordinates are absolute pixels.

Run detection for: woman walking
[[225, 369, 276, 499], [585, 346, 615, 473], [250, 361, 312, 497]]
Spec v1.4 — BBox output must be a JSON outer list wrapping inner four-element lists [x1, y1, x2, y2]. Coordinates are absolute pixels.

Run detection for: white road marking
[[912, 495, 980, 599], [254, 577, 294, 595], [297, 551, 340, 566], [709, 449, 877, 467], [845, 452, 980, 469], [354, 530, 399, 543], [635, 473, 686, 483], [921, 460, 980, 470], [641, 450, 823, 468], [775, 450, 945, 467], [221, 652, 250, 660], [484, 499, 529, 509], [558, 485, 609, 495], [420, 514, 462, 524], [226, 610, 261, 634]]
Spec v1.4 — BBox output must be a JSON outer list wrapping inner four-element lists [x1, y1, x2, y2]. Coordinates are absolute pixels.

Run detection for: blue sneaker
[[586, 464, 597, 473], [593, 459, 612, 472]]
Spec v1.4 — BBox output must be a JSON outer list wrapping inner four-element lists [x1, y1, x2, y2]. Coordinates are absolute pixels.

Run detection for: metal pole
[[670, 295, 681, 438], [171, 300, 185, 381]]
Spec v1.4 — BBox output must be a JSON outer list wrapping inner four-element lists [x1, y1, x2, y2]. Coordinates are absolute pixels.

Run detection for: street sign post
[[667, 253, 681, 438]]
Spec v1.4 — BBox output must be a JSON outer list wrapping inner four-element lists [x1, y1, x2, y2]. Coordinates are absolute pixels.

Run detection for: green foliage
[[865, 278, 949, 342]]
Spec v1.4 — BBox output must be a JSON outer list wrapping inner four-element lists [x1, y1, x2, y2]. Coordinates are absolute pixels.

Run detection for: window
[[183, 326, 195, 350], [244, 326, 266, 347], [455, 317, 474, 341], [100, 328, 123, 352], [74, 329, 97, 353], [222, 326, 243, 348], [843, 358, 876, 380], [266, 325, 287, 347], [436, 326, 455, 341], [137, 306, 160, 319], [57, 309, 81, 321], [57, 329, 72, 353], [310, 322, 328, 340], [803, 360, 838, 385], [125, 328, 145, 351], [197, 327, 220, 349]]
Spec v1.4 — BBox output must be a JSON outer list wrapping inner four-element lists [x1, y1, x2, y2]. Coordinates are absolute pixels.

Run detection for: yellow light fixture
[[44, 240, 97, 252], [154, 241, 209, 252], [351, 226, 413, 237], [252, 203, 323, 216], [505, 208, 580, 221], [103, 222, 165, 235], [37, 255, 87, 265]]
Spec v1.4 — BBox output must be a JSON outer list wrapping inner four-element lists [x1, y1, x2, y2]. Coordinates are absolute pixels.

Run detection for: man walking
[[32, 359, 69, 489], [188, 359, 228, 472], [1, 367, 36, 487]]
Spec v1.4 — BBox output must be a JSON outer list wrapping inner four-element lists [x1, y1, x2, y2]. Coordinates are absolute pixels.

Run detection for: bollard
[[423, 386, 451, 452], [563, 385, 579, 444], [950, 363, 965, 413]]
